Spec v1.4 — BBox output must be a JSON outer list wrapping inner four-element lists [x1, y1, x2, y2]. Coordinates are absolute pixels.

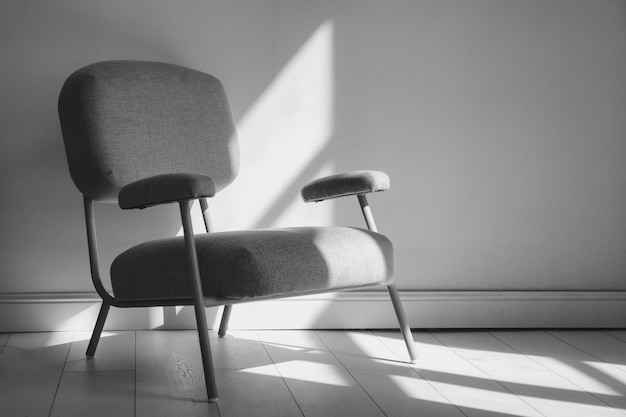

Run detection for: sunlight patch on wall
[[43, 331, 75, 348], [214, 21, 336, 231], [51, 303, 102, 334], [270, 161, 336, 228]]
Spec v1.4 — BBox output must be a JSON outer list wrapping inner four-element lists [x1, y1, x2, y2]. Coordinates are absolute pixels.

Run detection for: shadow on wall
[[0, 0, 351, 331], [0, 1, 187, 295], [0, 2, 342, 302], [116, 20, 342, 331]]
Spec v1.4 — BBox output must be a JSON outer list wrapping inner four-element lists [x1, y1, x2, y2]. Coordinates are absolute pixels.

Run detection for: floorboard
[[65, 331, 135, 372], [215, 368, 303, 417], [50, 370, 135, 417], [549, 331, 626, 373], [210, 331, 303, 417], [315, 330, 406, 371], [135, 330, 219, 417], [258, 330, 385, 417], [609, 331, 626, 344], [0, 330, 624, 417], [0, 333, 9, 353], [0, 332, 73, 417], [351, 368, 466, 417], [492, 330, 626, 412], [398, 331, 545, 417]]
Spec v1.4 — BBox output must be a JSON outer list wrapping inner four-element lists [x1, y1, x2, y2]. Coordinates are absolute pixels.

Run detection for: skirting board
[[1, 290, 626, 332]]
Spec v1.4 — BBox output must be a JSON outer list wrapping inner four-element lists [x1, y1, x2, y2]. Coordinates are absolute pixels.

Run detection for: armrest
[[301, 170, 390, 202], [118, 173, 216, 209]]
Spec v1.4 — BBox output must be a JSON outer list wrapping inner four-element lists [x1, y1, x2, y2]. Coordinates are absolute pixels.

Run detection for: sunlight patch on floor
[[431, 381, 543, 417], [244, 360, 353, 387]]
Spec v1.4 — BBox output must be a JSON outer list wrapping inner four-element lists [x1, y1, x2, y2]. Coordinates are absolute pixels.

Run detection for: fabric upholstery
[[58, 60, 239, 202], [111, 226, 393, 301], [301, 170, 390, 202], [118, 173, 216, 209]]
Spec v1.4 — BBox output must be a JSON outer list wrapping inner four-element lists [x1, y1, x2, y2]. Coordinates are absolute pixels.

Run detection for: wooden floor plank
[[211, 330, 275, 370], [135, 330, 219, 417], [4, 330, 626, 416], [215, 368, 304, 417], [65, 331, 135, 372], [351, 369, 467, 417], [378, 331, 544, 417], [0, 333, 9, 354], [433, 331, 547, 373], [210, 330, 303, 417], [50, 371, 135, 417], [608, 331, 626, 344], [315, 330, 409, 371], [549, 331, 626, 373], [436, 331, 625, 417], [258, 330, 385, 417], [492, 331, 626, 412], [490, 370, 625, 417], [0, 332, 73, 417]]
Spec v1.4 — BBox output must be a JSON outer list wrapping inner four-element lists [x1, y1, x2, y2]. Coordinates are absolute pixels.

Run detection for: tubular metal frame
[[82, 191, 417, 403], [216, 194, 418, 362], [358, 194, 418, 363]]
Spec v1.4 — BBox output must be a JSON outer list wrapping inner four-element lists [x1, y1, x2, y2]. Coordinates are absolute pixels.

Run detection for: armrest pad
[[301, 170, 390, 202], [118, 173, 216, 209]]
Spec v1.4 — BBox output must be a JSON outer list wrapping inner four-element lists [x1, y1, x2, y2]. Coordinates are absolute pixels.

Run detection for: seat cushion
[[111, 226, 393, 301]]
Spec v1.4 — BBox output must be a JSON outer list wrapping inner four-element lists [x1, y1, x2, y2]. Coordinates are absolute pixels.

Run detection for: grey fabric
[[58, 60, 239, 202], [111, 226, 393, 301], [301, 170, 390, 202], [118, 173, 216, 209]]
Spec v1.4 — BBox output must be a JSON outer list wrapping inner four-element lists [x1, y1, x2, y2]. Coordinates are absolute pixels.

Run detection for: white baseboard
[[1, 290, 625, 332]]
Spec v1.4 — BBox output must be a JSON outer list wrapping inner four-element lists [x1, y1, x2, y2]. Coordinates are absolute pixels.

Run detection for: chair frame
[[83, 191, 417, 402]]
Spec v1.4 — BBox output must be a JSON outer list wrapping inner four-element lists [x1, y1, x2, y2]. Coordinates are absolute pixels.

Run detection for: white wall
[[1, 0, 626, 330]]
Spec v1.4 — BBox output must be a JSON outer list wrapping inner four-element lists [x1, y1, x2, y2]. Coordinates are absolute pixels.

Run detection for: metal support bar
[[83, 196, 116, 305], [357, 194, 378, 232], [199, 198, 233, 337], [199, 198, 213, 233], [83, 196, 116, 359], [387, 283, 418, 363], [357, 193, 418, 363], [86, 302, 111, 358], [218, 305, 232, 337], [180, 200, 218, 402]]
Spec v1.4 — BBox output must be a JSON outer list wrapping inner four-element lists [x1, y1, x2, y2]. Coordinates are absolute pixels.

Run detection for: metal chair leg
[[181, 201, 218, 402], [86, 302, 111, 358], [387, 283, 417, 363], [193, 298, 218, 402], [357, 194, 417, 363], [218, 305, 232, 337]]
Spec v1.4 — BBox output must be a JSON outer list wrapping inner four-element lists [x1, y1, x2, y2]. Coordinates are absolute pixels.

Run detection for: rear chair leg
[[86, 302, 111, 358], [218, 305, 232, 337]]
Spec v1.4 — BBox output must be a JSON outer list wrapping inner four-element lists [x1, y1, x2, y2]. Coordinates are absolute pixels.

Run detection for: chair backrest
[[58, 60, 239, 202]]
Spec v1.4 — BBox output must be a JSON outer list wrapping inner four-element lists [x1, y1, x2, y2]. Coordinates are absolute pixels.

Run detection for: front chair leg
[[218, 305, 232, 337], [387, 283, 417, 363], [86, 301, 111, 358], [357, 194, 418, 363], [180, 200, 218, 402]]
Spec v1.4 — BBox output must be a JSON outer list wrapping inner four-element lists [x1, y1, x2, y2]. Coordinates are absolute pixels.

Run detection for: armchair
[[58, 60, 416, 402]]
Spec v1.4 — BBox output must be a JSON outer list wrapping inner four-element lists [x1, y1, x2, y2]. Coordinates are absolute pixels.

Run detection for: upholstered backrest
[[58, 61, 239, 202]]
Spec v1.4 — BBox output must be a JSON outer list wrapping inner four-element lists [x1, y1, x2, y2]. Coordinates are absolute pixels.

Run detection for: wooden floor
[[0, 330, 625, 416]]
